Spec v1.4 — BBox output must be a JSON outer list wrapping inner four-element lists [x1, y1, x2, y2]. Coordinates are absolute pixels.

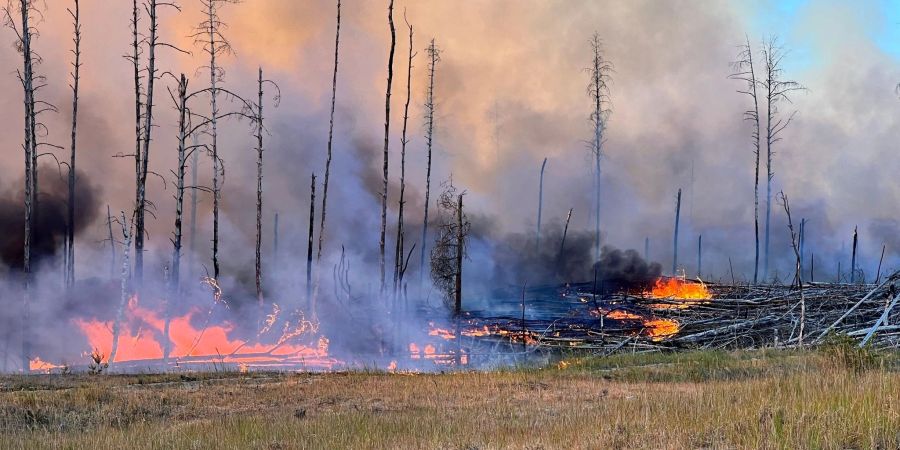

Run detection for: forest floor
[[2, 342, 899, 449]]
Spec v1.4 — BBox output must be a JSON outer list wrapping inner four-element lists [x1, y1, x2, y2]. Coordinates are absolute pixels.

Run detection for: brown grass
[[1, 345, 899, 449]]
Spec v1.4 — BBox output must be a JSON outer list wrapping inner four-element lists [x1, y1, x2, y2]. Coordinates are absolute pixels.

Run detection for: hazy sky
[[1, 0, 900, 283]]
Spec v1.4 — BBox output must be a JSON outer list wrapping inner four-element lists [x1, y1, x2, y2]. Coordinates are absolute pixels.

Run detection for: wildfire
[[29, 357, 62, 373], [643, 318, 680, 341], [650, 277, 711, 307], [62, 295, 337, 371]]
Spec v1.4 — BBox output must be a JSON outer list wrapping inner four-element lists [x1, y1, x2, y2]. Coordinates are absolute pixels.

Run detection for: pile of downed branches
[[462, 271, 900, 355]]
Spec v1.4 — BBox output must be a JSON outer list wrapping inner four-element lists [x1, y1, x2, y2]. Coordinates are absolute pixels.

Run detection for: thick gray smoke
[[593, 245, 662, 293]]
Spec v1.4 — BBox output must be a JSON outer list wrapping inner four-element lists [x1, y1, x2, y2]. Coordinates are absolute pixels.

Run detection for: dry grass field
[[2, 342, 899, 449]]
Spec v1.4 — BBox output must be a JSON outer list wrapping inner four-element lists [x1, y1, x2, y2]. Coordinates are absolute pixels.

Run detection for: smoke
[[593, 245, 662, 293], [0, 165, 100, 269]]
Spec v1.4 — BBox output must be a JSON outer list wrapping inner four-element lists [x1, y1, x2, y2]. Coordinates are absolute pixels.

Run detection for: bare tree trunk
[[673, 189, 682, 275], [317, 0, 341, 262], [454, 194, 463, 315], [419, 39, 440, 287], [66, 0, 81, 289], [697, 234, 702, 278], [536, 157, 547, 251], [164, 74, 189, 364], [306, 174, 316, 308], [779, 191, 804, 345], [588, 33, 611, 262], [730, 36, 761, 284], [110, 212, 134, 365], [107, 205, 116, 279], [557, 208, 573, 265], [761, 37, 805, 282], [851, 226, 858, 284], [379, 0, 396, 294], [13, 0, 37, 372], [135, 0, 163, 290], [130, 0, 142, 285], [255, 67, 265, 310], [394, 14, 413, 293]]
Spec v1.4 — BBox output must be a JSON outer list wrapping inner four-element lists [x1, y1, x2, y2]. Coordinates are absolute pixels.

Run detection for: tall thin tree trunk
[[164, 74, 189, 364], [697, 234, 702, 278], [851, 226, 858, 284], [454, 194, 464, 315], [557, 208, 573, 265], [673, 188, 682, 275], [379, 0, 396, 294], [66, 0, 81, 289], [135, 0, 162, 290], [107, 205, 116, 279], [394, 14, 413, 293], [208, 1, 221, 280], [17, 0, 36, 372], [130, 0, 142, 285], [317, 0, 341, 262], [419, 39, 439, 287], [255, 67, 265, 309], [536, 157, 547, 251], [110, 212, 133, 365], [306, 174, 316, 308]]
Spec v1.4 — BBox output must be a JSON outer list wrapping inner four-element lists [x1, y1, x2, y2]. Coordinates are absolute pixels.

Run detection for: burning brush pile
[[451, 271, 900, 355]]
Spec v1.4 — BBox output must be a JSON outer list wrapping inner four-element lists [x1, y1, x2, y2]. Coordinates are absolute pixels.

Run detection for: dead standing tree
[[3, 0, 41, 371], [379, 0, 396, 294], [393, 12, 415, 293], [191, 0, 239, 281], [253, 68, 280, 314], [134, 0, 184, 290], [65, 0, 81, 288], [430, 180, 470, 315], [730, 35, 762, 284], [779, 191, 805, 345], [587, 32, 612, 262], [761, 37, 805, 281], [316, 0, 341, 262], [419, 39, 440, 286]]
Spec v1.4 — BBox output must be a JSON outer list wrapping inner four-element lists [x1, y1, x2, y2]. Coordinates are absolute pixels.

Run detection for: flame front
[[651, 278, 711, 303]]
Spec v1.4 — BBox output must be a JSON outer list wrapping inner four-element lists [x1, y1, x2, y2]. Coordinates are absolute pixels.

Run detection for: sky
[[1, 0, 900, 290]]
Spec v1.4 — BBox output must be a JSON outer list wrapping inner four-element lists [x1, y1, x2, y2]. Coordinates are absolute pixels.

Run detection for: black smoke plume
[[0, 165, 100, 269], [593, 245, 662, 293]]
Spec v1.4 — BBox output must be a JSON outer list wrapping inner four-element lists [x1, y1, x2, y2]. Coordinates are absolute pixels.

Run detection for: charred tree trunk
[[419, 39, 440, 287], [164, 74, 189, 364], [379, 0, 396, 294], [394, 14, 413, 293], [135, 0, 164, 290], [130, 0, 142, 284], [317, 0, 341, 262], [673, 188, 682, 275], [65, 0, 81, 288], [536, 157, 547, 251], [588, 33, 611, 262], [255, 67, 265, 310], [306, 174, 316, 308], [851, 226, 858, 284], [557, 208, 573, 267], [730, 36, 761, 284], [697, 234, 702, 278], [454, 194, 464, 315], [779, 191, 804, 344]]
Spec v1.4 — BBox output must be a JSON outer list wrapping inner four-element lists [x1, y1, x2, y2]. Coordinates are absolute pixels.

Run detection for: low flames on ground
[[29, 277, 712, 373]]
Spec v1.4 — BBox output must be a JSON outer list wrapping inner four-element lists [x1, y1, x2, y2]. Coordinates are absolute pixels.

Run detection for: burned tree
[[673, 188, 682, 275], [761, 37, 805, 280], [380, 0, 396, 294], [65, 0, 82, 288], [134, 0, 182, 289], [730, 35, 762, 284], [253, 68, 280, 312], [3, 0, 40, 371], [778, 191, 805, 345], [393, 12, 414, 293], [419, 39, 440, 285], [317, 0, 341, 262], [587, 32, 612, 262], [430, 180, 470, 315], [110, 211, 135, 365], [536, 157, 547, 251], [192, 0, 239, 280]]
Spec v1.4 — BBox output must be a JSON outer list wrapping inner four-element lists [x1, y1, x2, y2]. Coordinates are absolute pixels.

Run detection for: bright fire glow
[[650, 277, 711, 303], [63, 295, 337, 371]]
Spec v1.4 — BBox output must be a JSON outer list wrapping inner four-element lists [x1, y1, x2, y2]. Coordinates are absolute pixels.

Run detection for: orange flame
[[650, 278, 711, 307]]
